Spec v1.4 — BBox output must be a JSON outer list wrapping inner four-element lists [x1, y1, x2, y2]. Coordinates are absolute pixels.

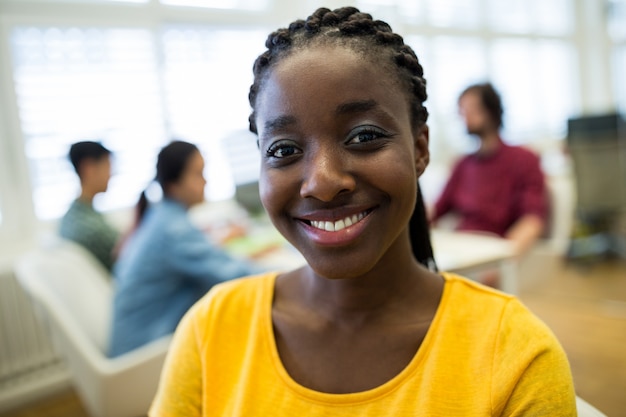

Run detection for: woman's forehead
[[260, 46, 399, 104]]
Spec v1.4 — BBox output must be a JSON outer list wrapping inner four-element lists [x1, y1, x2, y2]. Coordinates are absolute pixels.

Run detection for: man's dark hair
[[459, 82, 504, 129], [68, 141, 111, 174]]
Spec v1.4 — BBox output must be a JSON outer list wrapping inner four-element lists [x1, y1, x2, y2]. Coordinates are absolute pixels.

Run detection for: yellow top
[[150, 272, 576, 416]]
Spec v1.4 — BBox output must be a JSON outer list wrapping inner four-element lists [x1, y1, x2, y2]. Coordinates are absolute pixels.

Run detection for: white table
[[431, 229, 517, 294]]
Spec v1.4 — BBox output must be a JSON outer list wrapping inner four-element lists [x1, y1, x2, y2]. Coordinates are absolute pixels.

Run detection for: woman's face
[[169, 150, 207, 208], [254, 45, 429, 278]]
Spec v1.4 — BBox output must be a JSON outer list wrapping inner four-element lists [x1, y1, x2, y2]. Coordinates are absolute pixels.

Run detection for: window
[[487, 0, 573, 35], [424, 0, 481, 28], [161, 26, 267, 199], [11, 27, 165, 220], [608, 0, 626, 41], [615, 47, 626, 114], [609, 0, 626, 113], [0, 0, 612, 232], [490, 39, 578, 143], [9, 20, 269, 220], [418, 36, 488, 158], [160, 0, 268, 10], [355, 0, 579, 162]]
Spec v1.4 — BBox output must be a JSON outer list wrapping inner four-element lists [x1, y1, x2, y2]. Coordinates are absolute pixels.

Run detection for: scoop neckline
[[261, 272, 451, 405]]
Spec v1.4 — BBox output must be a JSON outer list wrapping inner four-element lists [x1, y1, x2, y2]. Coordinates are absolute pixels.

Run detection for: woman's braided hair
[[248, 6, 437, 271], [248, 6, 428, 133]]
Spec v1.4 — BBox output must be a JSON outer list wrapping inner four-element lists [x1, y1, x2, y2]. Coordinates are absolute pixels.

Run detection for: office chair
[[14, 239, 171, 417]]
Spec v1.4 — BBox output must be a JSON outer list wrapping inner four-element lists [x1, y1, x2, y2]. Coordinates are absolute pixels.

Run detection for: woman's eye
[[266, 141, 301, 158], [347, 127, 387, 144]]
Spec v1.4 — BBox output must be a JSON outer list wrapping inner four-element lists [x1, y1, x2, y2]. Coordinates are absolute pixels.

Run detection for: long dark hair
[[247, 7, 437, 270], [136, 140, 200, 224]]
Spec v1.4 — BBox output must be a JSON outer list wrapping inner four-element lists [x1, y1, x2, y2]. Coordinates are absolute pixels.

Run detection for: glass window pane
[[162, 26, 268, 200], [11, 27, 166, 220], [615, 46, 626, 114], [490, 39, 578, 144], [490, 39, 538, 143], [160, 0, 269, 10], [427, 37, 487, 118], [533, 0, 574, 35], [488, 0, 573, 35], [417, 36, 488, 159], [61, 0, 149, 3], [396, 0, 425, 23], [353, 0, 424, 26], [487, 0, 532, 33], [535, 40, 579, 136], [609, 0, 626, 41], [425, 0, 481, 28]]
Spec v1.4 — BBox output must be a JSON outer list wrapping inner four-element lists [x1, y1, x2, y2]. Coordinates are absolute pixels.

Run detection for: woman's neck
[[298, 253, 439, 327]]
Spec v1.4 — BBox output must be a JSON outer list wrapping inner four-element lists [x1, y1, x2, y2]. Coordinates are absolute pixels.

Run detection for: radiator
[[0, 267, 70, 412]]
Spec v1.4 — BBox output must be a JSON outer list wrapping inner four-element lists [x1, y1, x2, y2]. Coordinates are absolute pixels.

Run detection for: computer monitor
[[566, 112, 626, 214], [234, 181, 265, 216]]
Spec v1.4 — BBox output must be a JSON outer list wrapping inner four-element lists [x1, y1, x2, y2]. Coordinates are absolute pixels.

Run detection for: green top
[[59, 199, 120, 272]]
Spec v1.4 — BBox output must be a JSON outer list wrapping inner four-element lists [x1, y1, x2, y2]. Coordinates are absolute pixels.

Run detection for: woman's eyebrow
[[264, 115, 297, 133], [335, 99, 378, 115]]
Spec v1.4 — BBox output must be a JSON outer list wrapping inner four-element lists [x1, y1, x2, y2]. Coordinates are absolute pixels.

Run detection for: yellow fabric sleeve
[[149, 301, 203, 417]]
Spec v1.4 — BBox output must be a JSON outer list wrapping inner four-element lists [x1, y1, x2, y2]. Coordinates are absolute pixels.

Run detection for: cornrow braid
[[249, 6, 428, 134], [248, 6, 437, 271]]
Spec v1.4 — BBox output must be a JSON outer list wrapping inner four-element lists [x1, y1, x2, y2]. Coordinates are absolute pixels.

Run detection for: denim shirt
[[109, 198, 259, 357]]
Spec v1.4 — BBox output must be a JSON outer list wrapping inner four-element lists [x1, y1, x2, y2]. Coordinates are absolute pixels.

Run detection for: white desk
[[431, 229, 517, 294]]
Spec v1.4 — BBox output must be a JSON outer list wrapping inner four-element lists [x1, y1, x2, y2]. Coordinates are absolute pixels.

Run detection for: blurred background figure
[[59, 141, 120, 272], [430, 82, 549, 259], [109, 140, 261, 357]]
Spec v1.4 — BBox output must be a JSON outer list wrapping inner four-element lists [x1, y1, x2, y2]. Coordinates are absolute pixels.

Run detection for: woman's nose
[[300, 148, 356, 202]]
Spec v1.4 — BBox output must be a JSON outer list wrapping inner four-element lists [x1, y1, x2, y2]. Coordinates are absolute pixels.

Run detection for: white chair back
[[576, 395, 607, 417], [15, 239, 171, 417], [16, 240, 112, 358]]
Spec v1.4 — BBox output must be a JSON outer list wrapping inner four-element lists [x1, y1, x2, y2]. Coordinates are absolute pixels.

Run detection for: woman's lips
[[308, 211, 366, 232], [298, 209, 373, 246]]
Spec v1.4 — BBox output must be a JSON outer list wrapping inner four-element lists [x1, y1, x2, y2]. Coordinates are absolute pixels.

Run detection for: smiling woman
[[254, 45, 428, 279], [149, 7, 576, 416]]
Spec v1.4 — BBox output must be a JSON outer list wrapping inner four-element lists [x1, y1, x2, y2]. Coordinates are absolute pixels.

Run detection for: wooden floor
[[517, 251, 626, 417], [2, 250, 625, 417]]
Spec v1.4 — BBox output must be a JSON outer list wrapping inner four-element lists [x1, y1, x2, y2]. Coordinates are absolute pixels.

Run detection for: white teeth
[[310, 212, 365, 232]]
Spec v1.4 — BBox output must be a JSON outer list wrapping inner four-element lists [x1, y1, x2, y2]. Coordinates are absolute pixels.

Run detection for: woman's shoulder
[[441, 273, 515, 303], [441, 272, 556, 341], [440, 273, 538, 326]]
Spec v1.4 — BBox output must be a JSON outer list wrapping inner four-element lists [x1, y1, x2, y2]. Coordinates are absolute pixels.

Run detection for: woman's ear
[[414, 124, 430, 177]]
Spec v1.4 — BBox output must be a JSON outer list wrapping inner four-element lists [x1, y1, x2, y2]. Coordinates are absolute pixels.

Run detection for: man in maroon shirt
[[431, 83, 548, 258]]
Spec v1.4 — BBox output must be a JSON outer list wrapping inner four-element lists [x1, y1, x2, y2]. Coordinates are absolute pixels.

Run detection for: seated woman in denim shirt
[[109, 140, 260, 357]]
